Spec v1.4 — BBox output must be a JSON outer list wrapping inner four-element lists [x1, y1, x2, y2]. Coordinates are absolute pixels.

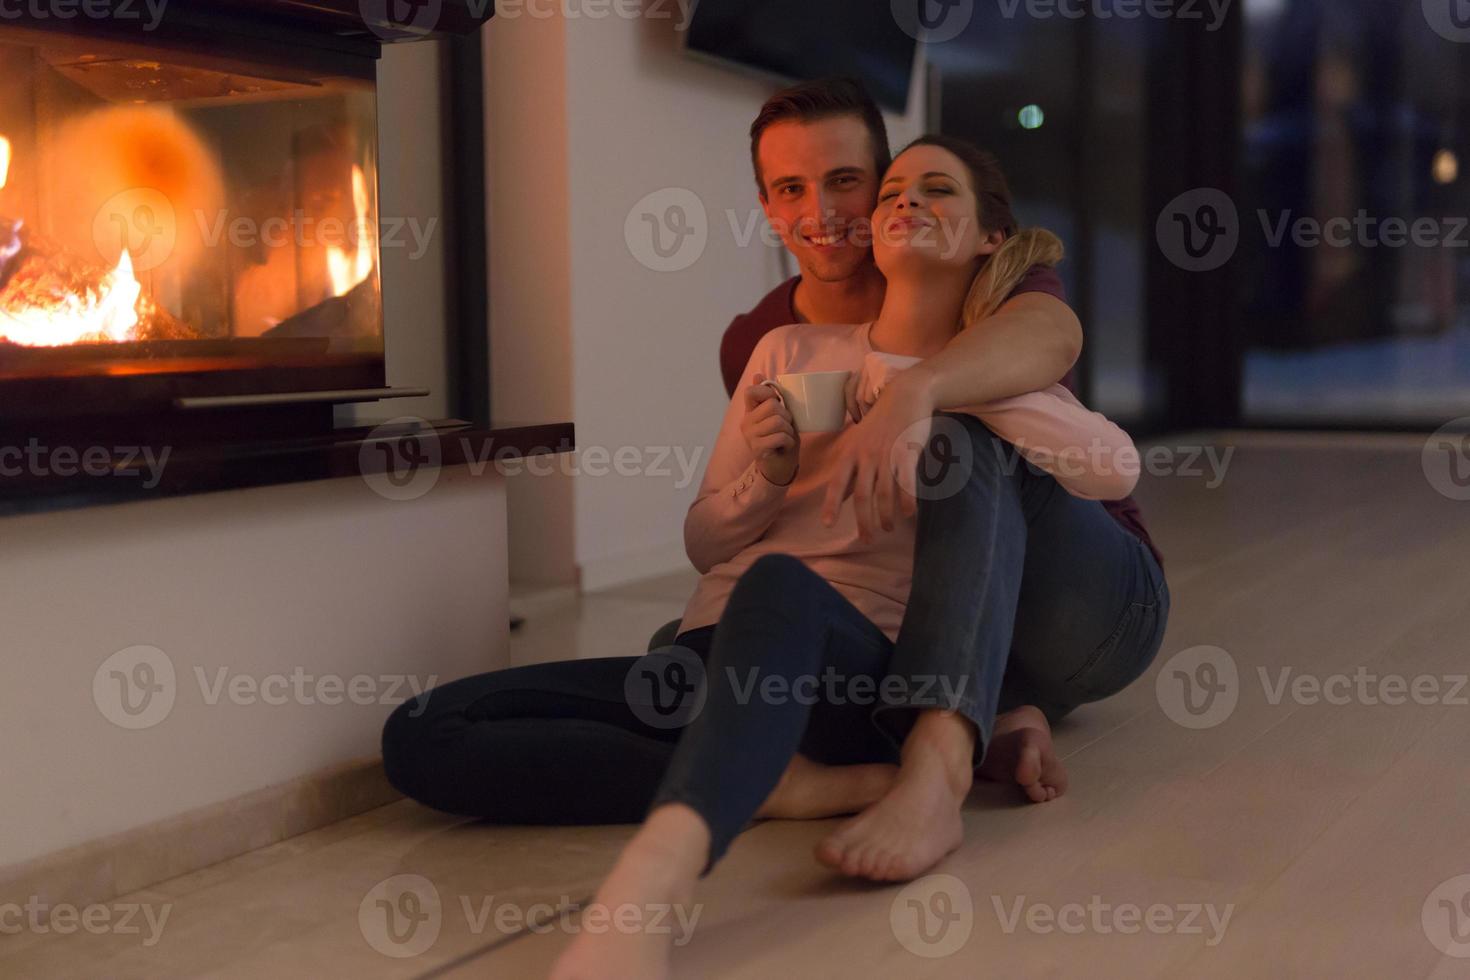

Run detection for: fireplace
[[0, 1, 577, 516], [0, 1, 492, 431], [0, 0, 573, 517]]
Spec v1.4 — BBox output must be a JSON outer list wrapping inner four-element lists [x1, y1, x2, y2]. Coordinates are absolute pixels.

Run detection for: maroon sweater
[[720, 268, 1163, 568]]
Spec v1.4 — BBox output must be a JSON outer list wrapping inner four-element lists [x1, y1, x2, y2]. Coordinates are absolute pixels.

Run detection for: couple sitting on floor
[[382, 76, 1169, 980]]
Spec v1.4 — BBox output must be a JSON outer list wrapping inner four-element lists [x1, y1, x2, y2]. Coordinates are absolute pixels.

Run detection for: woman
[[384, 136, 1169, 979]]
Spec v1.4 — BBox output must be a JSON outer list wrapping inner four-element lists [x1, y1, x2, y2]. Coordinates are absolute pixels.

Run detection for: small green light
[[1018, 104, 1045, 130]]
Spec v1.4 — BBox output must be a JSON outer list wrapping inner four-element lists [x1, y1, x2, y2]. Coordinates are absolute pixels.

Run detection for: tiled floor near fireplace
[[8, 432, 1470, 979]]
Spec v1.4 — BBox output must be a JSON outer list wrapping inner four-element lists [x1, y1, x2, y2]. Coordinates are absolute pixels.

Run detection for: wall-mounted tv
[[683, 0, 919, 112]]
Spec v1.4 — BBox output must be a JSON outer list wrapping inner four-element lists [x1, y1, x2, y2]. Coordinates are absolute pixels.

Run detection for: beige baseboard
[[577, 540, 690, 593], [0, 756, 400, 912]]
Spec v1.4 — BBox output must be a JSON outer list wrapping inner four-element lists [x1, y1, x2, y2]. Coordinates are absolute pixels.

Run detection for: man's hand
[[844, 351, 917, 424], [821, 368, 938, 541]]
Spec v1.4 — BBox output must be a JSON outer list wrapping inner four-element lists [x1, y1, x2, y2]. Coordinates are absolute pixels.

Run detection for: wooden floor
[[9, 431, 1470, 979]]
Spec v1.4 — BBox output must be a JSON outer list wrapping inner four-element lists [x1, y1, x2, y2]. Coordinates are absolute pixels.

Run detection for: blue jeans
[[382, 414, 1169, 869], [880, 414, 1170, 753]]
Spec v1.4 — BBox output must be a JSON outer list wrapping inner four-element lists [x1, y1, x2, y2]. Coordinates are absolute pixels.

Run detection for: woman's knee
[[729, 553, 822, 608], [716, 554, 839, 675]]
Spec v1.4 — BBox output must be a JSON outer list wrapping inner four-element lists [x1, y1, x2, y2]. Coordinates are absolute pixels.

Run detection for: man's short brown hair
[[748, 76, 892, 197]]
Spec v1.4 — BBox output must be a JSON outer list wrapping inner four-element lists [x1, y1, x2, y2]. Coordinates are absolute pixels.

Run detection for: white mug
[[763, 370, 852, 433]]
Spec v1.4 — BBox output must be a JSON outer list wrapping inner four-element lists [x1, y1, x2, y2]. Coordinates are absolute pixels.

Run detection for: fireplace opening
[[0, 20, 386, 422]]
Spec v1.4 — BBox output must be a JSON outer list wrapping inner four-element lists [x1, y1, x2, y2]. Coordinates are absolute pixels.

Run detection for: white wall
[[484, 17, 578, 587], [486, 13, 927, 591], [0, 469, 508, 867]]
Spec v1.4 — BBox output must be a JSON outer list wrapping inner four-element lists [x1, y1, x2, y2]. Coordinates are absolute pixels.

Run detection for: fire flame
[[0, 249, 142, 347], [327, 164, 374, 296], [0, 131, 145, 347]]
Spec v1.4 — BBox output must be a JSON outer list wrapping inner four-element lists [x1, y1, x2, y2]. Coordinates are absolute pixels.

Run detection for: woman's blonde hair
[[896, 135, 1064, 330], [961, 227, 1065, 327]]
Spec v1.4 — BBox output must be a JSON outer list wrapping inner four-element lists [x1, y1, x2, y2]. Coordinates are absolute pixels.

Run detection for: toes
[[883, 851, 915, 882], [816, 815, 864, 867], [850, 842, 883, 880], [1014, 742, 1043, 788], [814, 836, 846, 869], [1048, 766, 1070, 798], [1022, 780, 1060, 804], [1036, 746, 1068, 800]]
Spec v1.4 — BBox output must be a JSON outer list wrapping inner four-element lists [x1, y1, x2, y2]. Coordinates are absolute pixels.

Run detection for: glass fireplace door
[[0, 23, 383, 399]]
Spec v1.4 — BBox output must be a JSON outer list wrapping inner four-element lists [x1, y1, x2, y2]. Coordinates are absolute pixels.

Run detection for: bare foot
[[549, 807, 706, 980], [814, 724, 971, 882], [757, 754, 898, 820], [976, 705, 1069, 804]]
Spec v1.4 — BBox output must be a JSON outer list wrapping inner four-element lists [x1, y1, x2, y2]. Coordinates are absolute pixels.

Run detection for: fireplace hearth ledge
[[0, 419, 575, 518]]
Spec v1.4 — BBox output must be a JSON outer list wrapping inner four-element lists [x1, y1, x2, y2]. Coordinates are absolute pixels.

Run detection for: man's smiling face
[[756, 116, 881, 284]]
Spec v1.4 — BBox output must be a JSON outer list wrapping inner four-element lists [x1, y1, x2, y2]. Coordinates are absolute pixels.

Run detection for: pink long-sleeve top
[[677, 322, 1140, 642]]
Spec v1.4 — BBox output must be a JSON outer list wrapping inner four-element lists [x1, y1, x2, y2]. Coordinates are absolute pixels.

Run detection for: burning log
[[263, 277, 379, 341]]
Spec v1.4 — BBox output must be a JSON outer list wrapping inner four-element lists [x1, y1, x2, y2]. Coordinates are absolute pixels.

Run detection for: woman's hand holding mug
[[742, 374, 799, 486]]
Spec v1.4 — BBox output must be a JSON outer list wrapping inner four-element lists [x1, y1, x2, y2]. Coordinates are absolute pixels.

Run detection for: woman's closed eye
[[879, 183, 955, 203]]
